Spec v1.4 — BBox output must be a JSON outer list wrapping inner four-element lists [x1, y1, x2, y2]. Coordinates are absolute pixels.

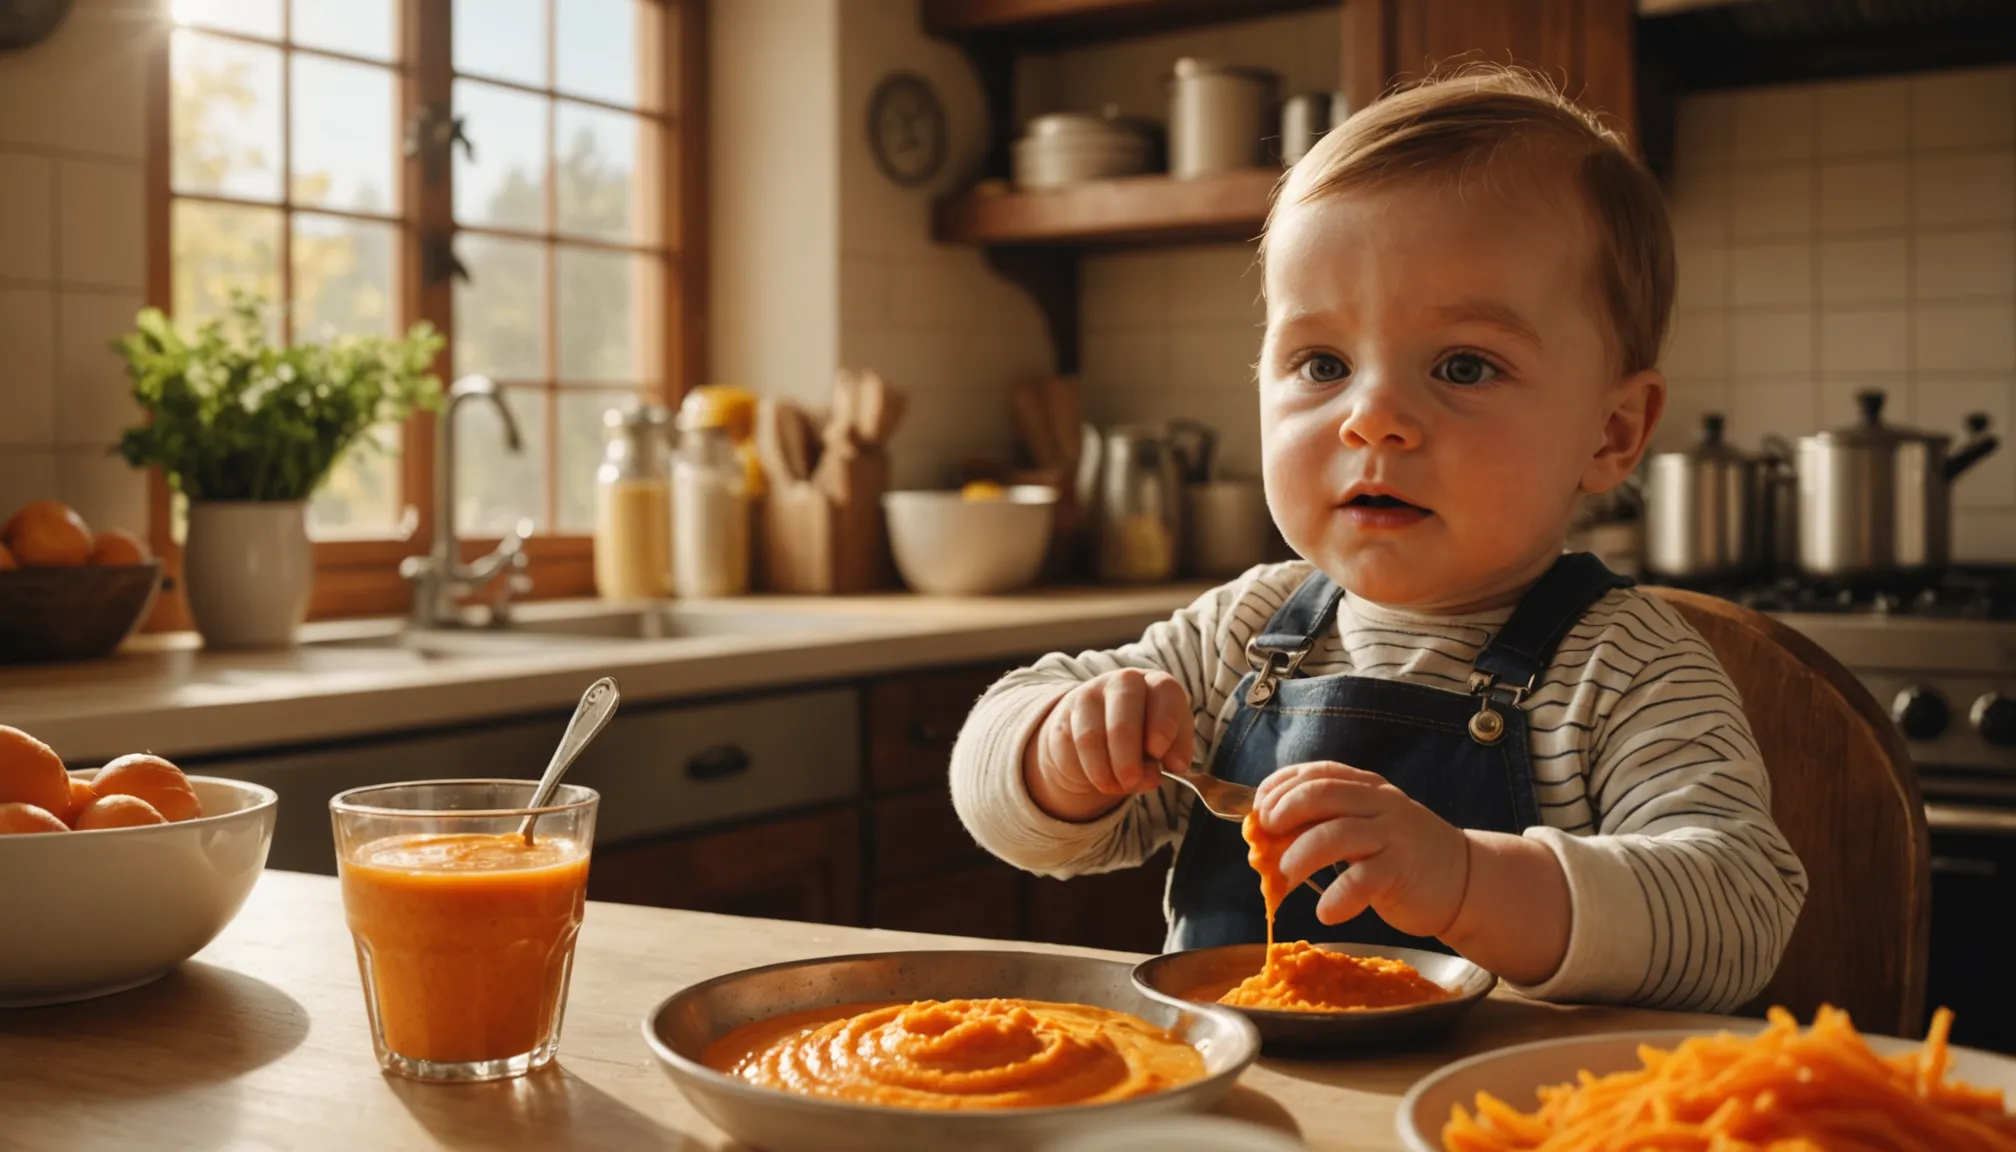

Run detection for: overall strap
[[1243, 572, 1345, 706], [1472, 552, 1634, 692]]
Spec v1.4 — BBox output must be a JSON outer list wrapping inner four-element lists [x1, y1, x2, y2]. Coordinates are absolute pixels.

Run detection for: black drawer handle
[[1931, 855, 1998, 878], [686, 745, 752, 782]]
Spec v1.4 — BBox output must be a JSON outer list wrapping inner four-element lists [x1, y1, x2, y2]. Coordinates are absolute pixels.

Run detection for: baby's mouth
[[1340, 491, 1433, 527], [1344, 493, 1430, 513]]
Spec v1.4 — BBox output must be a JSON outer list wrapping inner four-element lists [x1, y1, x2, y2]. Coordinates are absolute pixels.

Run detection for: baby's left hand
[[1255, 762, 1471, 939]]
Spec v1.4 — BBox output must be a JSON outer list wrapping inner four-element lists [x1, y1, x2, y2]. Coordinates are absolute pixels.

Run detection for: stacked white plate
[[1012, 112, 1153, 191]]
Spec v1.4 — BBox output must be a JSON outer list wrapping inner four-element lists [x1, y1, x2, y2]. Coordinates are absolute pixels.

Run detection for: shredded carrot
[[1441, 1005, 2016, 1152]]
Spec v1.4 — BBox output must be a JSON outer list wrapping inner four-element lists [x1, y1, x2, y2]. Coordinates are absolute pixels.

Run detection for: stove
[[1651, 566, 2016, 1050]]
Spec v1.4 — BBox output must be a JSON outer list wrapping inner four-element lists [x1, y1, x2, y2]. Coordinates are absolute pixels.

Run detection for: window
[[158, 0, 700, 612]]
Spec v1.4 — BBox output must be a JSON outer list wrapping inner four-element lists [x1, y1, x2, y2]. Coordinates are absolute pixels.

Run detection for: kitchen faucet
[[399, 375, 533, 628]]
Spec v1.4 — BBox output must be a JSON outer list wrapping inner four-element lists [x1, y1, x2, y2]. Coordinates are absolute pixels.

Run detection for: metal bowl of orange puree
[[1133, 942, 1496, 1053], [643, 948, 1260, 1152]]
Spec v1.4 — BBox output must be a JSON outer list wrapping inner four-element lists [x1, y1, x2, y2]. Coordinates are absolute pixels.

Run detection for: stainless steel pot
[[1642, 414, 1765, 580], [1795, 389, 1998, 581], [1095, 425, 1182, 583]]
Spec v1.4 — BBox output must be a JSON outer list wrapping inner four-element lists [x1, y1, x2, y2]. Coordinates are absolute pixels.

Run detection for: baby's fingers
[[1100, 671, 1155, 793], [1264, 774, 1396, 833], [1278, 816, 1387, 885], [1315, 855, 1394, 927], [1068, 689, 1122, 794], [1255, 760, 1387, 809], [1142, 673, 1194, 780]]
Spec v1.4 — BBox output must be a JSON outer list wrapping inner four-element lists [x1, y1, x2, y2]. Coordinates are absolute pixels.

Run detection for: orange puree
[[1210, 811, 1451, 1013], [702, 998, 1204, 1109], [340, 833, 589, 1063]]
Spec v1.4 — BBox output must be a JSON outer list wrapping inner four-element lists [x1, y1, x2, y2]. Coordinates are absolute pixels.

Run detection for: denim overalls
[[1166, 553, 1631, 952]]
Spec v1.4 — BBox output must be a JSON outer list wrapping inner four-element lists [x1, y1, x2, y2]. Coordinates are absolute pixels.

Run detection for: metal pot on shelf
[[1794, 389, 1999, 581]]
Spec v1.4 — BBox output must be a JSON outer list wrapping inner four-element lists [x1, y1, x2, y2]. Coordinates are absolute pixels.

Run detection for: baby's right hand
[[1022, 669, 1194, 822]]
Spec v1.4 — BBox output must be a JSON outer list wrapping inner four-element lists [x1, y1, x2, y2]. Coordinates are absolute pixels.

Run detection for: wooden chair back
[[1647, 588, 1931, 1038]]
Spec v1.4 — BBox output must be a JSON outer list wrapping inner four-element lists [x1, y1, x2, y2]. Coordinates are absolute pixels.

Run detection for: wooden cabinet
[[1025, 848, 1175, 954], [589, 807, 863, 927], [866, 663, 1013, 793], [871, 866, 1026, 939]]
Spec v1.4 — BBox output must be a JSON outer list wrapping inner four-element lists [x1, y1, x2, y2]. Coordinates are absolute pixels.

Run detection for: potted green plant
[[115, 298, 443, 649]]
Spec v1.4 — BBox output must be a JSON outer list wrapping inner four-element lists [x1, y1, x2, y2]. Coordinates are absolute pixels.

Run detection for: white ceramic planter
[[182, 500, 313, 649]]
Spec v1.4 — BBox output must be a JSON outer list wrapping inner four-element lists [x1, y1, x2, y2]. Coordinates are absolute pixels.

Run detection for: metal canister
[[1168, 58, 1279, 178]]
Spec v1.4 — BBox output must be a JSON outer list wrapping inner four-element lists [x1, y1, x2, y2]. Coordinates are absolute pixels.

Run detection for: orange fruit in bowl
[[0, 802, 69, 834], [0, 725, 70, 816], [74, 794, 168, 830], [92, 753, 202, 822], [59, 775, 98, 826], [0, 540, 15, 570], [1, 500, 93, 567], [88, 529, 149, 566]]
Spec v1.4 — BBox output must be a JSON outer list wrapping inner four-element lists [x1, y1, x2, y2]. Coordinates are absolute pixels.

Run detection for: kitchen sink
[[308, 630, 623, 661], [507, 603, 878, 641]]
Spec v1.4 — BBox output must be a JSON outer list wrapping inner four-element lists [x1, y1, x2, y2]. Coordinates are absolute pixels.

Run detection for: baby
[[951, 68, 1808, 1013]]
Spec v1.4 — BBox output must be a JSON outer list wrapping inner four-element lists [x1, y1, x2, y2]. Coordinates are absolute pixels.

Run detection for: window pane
[[171, 31, 283, 201], [310, 424, 400, 538], [172, 0, 280, 38], [455, 234, 547, 379], [556, 389, 630, 533], [292, 56, 399, 214], [453, 0, 546, 88], [293, 213, 397, 340], [292, 0, 396, 62], [559, 248, 656, 383], [172, 199, 281, 329], [555, 0, 639, 108], [454, 80, 548, 232], [556, 103, 647, 244], [456, 387, 546, 534]]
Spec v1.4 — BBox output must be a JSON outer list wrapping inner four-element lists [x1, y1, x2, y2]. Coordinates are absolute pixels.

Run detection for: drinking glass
[[330, 779, 598, 1082]]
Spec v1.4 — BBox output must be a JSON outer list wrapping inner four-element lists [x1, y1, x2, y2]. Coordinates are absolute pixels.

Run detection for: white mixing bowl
[[0, 774, 278, 1007], [883, 487, 1057, 595]]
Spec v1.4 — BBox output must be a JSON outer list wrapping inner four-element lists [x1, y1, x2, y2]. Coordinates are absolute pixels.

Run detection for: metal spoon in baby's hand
[[520, 676, 621, 845]]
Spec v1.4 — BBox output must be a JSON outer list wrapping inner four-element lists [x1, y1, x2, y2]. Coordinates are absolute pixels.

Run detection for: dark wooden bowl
[[0, 561, 162, 664]]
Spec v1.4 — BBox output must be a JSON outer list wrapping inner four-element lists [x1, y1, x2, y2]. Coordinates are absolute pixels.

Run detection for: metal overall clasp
[[1466, 669, 1535, 745], [1244, 640, 1309, 706]]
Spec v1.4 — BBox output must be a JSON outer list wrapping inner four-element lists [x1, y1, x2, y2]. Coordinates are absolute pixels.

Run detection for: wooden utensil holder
[[758, 447, 895, 594]]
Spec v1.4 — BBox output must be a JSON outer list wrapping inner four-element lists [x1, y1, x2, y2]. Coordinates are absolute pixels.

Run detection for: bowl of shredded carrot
[[1397, 1004, 2016, 1152]]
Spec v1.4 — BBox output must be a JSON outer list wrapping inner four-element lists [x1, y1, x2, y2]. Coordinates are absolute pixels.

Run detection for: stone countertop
[[1, 586, 1209, 765]]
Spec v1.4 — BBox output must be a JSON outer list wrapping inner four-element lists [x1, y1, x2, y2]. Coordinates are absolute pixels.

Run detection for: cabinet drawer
[[1024, 848, 1172, 955], [591, 807, 862, 926], [193, 685, 861, 873], [870, 865, 1023, 941], [871, 791, 989, 883], [867, 663, 1014, 793]]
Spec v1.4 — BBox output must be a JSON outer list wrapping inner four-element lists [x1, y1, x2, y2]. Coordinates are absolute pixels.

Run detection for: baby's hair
[[1268, 65, 1674, 377]]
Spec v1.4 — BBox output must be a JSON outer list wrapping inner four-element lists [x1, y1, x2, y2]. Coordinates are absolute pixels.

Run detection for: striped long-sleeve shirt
[[950, 561, 1808, 1013]]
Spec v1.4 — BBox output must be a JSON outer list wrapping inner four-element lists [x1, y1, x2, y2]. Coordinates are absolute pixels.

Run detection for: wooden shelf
[[923, 0, 1337, 48], [932, 168, 1279, 247]]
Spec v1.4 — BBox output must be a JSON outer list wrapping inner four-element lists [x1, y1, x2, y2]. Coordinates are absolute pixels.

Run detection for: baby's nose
[[1336, 379, 1424, 449]]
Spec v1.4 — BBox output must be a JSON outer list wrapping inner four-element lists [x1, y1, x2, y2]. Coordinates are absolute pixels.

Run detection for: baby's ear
[[1581, 369, 1664, 495]]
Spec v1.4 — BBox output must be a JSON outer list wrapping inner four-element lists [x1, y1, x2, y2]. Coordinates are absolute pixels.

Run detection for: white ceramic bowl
[[1394, 1026, 2016, 1151], [0, 774, 278, 1007], [883, 486, 1057, 595]]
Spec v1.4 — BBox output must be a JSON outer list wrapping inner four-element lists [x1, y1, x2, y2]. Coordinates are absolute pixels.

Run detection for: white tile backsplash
[[1913, 151, 2016, 226], [1914, 228, 2016, 299], [1167, 324, 1259, 391], [1819, 308, 1910, 374], [0, 152, 53, 282], [1912, 67, 2016, 152], [1082, 251, 1170, 332], [57, 159, 144, 288], [1818, 76, 1913, 157], [1732, 310, 1815, 377], [1168, 245, 1264, 325], [0, 288, 57, 445], [1817, 237, 1910, 304], [1818, 159, 1911, 233], [57, 446, 147, 536], [56, 290, 143, 449], [1913, 303, 2016, 373], [1664, 66, 2016, 536], [0, 450, 61, 518], [1732, 242, 1814, 307], [1733, 168, 1815, 238]]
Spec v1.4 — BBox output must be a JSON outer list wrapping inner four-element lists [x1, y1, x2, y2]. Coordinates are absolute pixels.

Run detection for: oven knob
[[1891, 686, 1949, 741], [1973, 693, 2016, 748]]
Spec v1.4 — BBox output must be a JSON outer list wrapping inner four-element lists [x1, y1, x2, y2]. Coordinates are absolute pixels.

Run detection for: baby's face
[[1259, 179, 1662, 612]]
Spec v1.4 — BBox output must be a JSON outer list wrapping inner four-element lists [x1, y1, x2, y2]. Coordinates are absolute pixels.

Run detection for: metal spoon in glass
[[520, 676, 622, 845], [1161, 761, 1328, 898]]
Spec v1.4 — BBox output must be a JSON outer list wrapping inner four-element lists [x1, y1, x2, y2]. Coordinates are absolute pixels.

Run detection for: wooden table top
[[0, 870, 1725, 1150]]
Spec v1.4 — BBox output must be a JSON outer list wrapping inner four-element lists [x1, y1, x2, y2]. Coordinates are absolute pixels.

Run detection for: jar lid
[[1809, 389, 1949, 449], [604, 400, 668, 431], [1656, 412, 1752, 463]]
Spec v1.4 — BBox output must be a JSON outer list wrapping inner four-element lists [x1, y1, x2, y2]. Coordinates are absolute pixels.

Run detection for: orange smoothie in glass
[[339, 832, 590, 1065]]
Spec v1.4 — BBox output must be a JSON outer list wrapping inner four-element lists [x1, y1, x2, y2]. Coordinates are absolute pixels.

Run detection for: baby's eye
[[1298, 353, 1348, 385], [1432, 353, 1501, 387]]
